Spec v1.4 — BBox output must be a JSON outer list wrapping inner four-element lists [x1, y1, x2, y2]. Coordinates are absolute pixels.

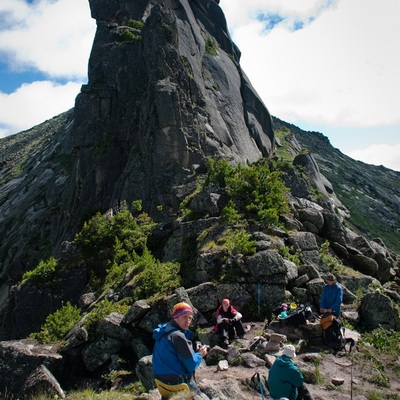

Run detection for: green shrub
[[74, 203, 155, 281], [221, 199, 241, 224], [31, 302, 81, 344], [205, 158, 290, 228], [224, 229, 256, 256], [120, 29, 141, 42], [361, 328, 400, 354], [205, 37, 217, 55], [279, 245, 301, 266], [319, 240, 343, 272], [84, 299, 130, 335], [127, 19, 144, 30], [132, 249, 181, 300], [21, 257, 58, 286]]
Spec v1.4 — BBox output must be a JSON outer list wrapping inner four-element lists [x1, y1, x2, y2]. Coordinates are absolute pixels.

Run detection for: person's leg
[[297, 383, 313, 400], [233, 319, 246, 337], [188, 376, 201, 394], [218, 321, 229, 344], [228, 324, 235, 341]]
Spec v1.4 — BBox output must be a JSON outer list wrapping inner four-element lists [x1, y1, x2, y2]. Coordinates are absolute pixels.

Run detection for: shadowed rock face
[[0, 0, 273, 313], [72, 0, 273, 217]]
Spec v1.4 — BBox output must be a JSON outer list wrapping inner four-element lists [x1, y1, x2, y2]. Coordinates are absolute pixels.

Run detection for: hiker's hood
[[274, 355, 296, 367], [152, 320, 193, 341]]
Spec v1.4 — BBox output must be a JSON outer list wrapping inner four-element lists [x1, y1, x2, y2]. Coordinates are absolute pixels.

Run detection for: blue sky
[[0, 0, 399, 172]]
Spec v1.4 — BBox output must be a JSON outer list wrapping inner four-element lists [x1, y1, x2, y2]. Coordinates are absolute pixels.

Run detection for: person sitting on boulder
[[268, 345, 313, 400], [152, 302, 208, 397], [319, 273, 343, 317], [214, 298, 245, 345]]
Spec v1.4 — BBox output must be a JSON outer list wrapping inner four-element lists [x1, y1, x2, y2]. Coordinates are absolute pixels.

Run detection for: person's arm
[[320, 287, 327, 312], [332, 285, 343, 315], [216, 308, 224, 324], [232, 311, 242, 321], [286, 365, 304, 388], [171, 332, 203, 374]]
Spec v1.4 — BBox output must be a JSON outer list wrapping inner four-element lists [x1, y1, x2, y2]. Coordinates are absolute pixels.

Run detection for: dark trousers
[[297, 383, 313, 400], [219, 320, 245, 340]]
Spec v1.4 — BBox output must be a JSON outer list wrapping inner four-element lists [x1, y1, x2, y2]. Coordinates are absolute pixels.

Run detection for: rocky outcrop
[[276, 117, 400, 254], [0, 340, 65, 399], [0, 0, 273, 319], [71, 0, 274, 221]]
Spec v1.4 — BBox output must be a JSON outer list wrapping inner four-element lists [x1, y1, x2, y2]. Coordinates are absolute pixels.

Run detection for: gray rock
[[136, 355, 155, 392], [359, 291, 400, 331], [97, 312, 133, 341], [82, 336, 122, 372], [122, 300, 151, 325], [240, 352, 265, 368]]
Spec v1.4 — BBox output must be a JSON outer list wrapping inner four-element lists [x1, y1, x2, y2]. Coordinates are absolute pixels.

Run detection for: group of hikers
[[152, 273, 343, 399]]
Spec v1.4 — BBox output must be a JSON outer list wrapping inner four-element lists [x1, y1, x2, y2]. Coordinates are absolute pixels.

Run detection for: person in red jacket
[[215, 298, 245, 346]]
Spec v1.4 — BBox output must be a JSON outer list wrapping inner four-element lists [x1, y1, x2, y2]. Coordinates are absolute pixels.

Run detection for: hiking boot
[[223, 338, 229, 346]]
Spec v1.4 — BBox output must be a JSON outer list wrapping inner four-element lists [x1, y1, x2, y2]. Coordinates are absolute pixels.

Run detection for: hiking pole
[[257, 372, 265, 400], [350, 352, 354, 400]]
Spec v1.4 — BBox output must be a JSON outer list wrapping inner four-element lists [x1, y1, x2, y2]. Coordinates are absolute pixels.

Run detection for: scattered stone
[[332, 377, 345, 386], [217, 360, 229, 371]]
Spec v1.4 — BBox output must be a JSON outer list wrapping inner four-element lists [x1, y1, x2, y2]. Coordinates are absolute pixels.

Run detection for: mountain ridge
[[272, 117, 400, 253]]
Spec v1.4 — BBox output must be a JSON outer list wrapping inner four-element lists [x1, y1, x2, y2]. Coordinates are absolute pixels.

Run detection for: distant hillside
[[273, 116, 400, 253]]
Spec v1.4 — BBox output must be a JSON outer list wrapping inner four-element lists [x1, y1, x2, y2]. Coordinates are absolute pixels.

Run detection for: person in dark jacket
[[268, 345, 313, 400], [152, 302, 208, 395], [214, 298, 245, 345], [320, 273, 343, 317]]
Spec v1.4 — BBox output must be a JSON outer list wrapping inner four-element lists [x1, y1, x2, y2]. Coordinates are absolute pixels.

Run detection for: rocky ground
[[195, 321, 400, 400]]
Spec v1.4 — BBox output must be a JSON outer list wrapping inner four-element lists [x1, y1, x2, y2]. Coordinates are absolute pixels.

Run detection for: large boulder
[[0, 340, 64, 399], [358, 291, 400, 331]]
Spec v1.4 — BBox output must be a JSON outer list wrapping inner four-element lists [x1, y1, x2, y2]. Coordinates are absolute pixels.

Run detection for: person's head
[[325, 273, 337, 286], [282, 344, 296, 359], [172, 302, 193, 330], [221, 298, 230, 312]]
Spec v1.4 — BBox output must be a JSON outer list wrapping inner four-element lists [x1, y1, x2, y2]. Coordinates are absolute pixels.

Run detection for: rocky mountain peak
[[73, 0, 273, 217], [0, 0, 273, 310]]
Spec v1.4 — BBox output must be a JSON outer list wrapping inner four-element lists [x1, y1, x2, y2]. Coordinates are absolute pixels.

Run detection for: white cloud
[[0, 0, 95, 137], [0, 0, 95, 78], [223, 0, 400, 128], [348, 143, 400, 172], [0, 81, 82, 137]]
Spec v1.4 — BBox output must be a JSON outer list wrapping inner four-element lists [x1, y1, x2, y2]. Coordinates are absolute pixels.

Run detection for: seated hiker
[[319, 273, 343, 317], [268, 345, 313, 400], [152, 302, 208, 398], [215, 298, 245, 345]]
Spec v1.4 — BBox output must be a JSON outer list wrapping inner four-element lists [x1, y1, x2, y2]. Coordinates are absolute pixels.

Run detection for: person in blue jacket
[[152, 302, 208, 395], [319, 273, 343, 317], [268, 345, 313, 400]]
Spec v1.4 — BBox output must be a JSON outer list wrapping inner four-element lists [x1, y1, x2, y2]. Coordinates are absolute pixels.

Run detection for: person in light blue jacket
[[152, 302, 208, 394], [320, 273, 343, 317]]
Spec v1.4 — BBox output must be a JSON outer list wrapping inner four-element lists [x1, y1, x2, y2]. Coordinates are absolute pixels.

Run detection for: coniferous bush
[[31, 302, 81, 344], [21, 256, 58, 286]]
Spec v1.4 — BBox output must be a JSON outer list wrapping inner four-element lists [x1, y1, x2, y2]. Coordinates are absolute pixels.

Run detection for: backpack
[[284, 306, 307, 327], [320, 314, 354, 353]]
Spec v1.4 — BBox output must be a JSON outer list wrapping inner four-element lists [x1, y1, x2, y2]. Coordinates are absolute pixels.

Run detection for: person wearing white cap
[[267, 345, 313, 400]]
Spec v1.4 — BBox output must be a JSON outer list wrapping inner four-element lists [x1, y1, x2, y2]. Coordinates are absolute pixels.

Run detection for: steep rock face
[[70, 0, 273, 220], [0, 0, 273, 315]]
